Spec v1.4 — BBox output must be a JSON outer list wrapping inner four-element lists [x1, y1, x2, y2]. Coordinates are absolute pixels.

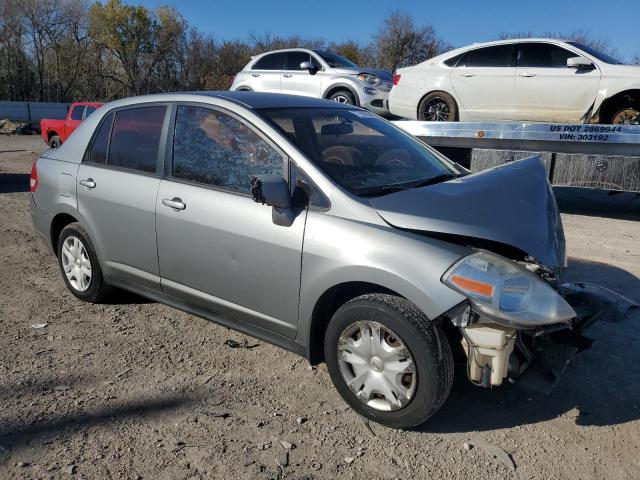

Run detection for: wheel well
[[48, 131, 59, 141], [50, 213, 77, 255], [599, 89, 640, 123], [417, 90, 459, 120], [323, 85, 360, 106], [307, 282, 398, 365], [236, 87, 252, 91]]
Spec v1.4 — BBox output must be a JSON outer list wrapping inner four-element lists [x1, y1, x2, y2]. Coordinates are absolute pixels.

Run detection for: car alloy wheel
[[611, 108, 640, 125], [423, 97, 451, 121], [337, 320, 416, 411], [61, 235, 92, 292], [332, 94, 352, 104]]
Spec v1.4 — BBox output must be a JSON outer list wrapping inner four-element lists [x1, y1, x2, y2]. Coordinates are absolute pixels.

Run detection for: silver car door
[[249, 52, 285, 93], [155, 104, 306, 337], [77, 105, 169, 290], [280, 51, 323, 97]]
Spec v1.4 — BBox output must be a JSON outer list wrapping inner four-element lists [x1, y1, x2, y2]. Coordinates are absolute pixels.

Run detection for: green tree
[[88, 0, 185, 95]]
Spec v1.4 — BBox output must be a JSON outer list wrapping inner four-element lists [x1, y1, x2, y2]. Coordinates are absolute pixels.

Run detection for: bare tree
[[373, 10, 448, 72]]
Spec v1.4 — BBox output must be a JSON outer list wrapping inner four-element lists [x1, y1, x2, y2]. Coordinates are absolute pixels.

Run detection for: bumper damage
[[458, 282, 637, 394]]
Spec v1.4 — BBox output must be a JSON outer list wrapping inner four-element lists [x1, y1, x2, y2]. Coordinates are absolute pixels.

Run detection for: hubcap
[[332, 94, 351, 104], [612, 108, 640, 125], [61, 236, 92, 292], [422, 98, 450, 121], [337, 321, 416, 412]]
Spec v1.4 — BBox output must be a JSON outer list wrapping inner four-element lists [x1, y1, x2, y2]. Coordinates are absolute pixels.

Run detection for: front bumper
[[509, 282, 637, 394], [357, 86, 391, 116]]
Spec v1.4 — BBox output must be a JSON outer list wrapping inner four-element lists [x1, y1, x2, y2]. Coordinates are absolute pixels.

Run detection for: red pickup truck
[[40, 102, 103, 148]]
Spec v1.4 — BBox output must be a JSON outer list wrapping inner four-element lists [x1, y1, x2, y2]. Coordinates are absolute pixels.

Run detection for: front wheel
[[324, 294, 454, 429], [418, 92, 458, 122], [49, 135, 61, 148], [609, 107, 640, 125], [329, 90, 355, 105]]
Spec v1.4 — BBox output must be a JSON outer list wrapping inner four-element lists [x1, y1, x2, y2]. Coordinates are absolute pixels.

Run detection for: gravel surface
[[1, 135, 639, 479]]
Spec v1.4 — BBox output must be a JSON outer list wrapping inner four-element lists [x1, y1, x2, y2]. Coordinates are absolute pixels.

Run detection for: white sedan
[[389, 38, 640, 124]]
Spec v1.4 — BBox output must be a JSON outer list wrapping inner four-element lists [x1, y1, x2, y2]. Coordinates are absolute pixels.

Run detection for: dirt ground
[[1, 135, 639, 480]]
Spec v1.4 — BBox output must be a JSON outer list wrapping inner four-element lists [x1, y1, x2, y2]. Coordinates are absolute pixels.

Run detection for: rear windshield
[[258, 107, 459, 196]]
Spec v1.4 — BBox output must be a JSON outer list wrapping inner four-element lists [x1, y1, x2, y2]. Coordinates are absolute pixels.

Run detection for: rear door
[[280, 51, 322, 97], [155, 104, 306, 337], [77, 104, 169, 290], [249, 52, 285, 93], [449, 44, 517, 120], [514, 42, 601, 122]]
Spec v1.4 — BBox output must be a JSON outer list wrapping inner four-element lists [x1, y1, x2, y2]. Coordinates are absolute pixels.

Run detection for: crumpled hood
[[369, 156, 567, 269], [331, 67, 393, 81]]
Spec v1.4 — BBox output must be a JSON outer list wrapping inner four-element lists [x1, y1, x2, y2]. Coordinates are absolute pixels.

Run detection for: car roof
[[101, 91, 355, 111], [440, 38, 571, 59]]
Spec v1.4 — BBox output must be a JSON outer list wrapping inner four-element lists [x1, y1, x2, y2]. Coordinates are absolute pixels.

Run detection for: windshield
[[313, 50, 357, 68], [258, 107, 459, 196], [567, 42, 624, 65]]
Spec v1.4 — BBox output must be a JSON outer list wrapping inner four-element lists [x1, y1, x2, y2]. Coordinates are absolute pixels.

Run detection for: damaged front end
[[445, 256, 637, 394]]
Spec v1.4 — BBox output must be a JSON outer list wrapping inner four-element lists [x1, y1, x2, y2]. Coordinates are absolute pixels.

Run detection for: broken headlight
[[442, 251, 576, 328]]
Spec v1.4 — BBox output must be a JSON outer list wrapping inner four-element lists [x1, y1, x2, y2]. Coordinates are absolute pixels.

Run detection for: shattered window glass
[[172, 106, 284, 193]]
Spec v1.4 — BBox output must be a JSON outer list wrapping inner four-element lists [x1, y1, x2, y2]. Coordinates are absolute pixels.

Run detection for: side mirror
[[567, 56, 593, 69], [300, 61, 318, 73], [250, 175, 294, 226]]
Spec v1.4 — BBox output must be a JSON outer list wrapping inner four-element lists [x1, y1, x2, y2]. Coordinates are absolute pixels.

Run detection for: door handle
[[283, 74, 293, 78], [80, 178, 95, 189], [162, 197, 186, 211], [251, 73, 260, 77], [459, 73, 476, 77], [519, 72, 536, 77]]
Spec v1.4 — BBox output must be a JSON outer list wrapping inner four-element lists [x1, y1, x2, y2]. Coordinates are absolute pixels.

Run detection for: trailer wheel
[[418, 92, 458, 122], [50, 135, 61, 148]]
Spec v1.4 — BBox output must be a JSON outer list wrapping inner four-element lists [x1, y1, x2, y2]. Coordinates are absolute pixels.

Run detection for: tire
[[57, 222, 111, 303], [329, 90, 356, 105], [49, 135, 61, 148], [324, 293, 454, 429], [608, 106, 640, 125], [418, 92, 458, 122]]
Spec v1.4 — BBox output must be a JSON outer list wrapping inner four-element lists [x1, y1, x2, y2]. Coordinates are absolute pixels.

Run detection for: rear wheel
[[324, 294, 454, 429], [329, 90, 355, 105], [57, 222, 111, 303], [49, 135, 61, 148], [418, 92, 458, 122]]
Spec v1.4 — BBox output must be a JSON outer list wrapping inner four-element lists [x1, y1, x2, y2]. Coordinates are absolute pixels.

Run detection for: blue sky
[[125, 0, 640, 61]]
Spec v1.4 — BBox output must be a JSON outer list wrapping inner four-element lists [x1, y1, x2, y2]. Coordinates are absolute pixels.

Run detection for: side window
[[172, 105, 284, 193], [284, 51, 310, 70], [252, 52, 285, 70], [108, 106, 166, 173], [443, 53, 465, 67], [518, 43, 575, 68], [84, 106, 96, 118], [70, 106, 84, 120], [458, 45, 514, 67], [86, 113, 113, 165]]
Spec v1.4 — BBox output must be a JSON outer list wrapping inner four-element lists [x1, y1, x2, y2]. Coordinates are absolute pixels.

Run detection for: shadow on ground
[[0, 173, 29, 193], [554, 186, 640, 221], [0, 390, 205, 454], [419, 257, 640, 434]]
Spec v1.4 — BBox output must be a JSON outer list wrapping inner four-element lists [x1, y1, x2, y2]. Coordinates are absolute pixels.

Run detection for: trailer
[[394, 121, 640, 193]]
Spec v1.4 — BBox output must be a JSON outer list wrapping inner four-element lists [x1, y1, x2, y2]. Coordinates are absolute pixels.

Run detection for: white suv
[[389, 38, 640, 124], [230, 48, 393, 116]]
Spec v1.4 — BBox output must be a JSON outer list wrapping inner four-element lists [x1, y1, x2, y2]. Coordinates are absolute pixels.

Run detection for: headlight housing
[[442, 251, 575, 328], [357, 73, 381, 85]]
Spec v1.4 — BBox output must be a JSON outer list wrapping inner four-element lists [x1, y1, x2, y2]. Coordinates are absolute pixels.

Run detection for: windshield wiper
[[355, 172, 462, 197], [408, 173, 461, 188]]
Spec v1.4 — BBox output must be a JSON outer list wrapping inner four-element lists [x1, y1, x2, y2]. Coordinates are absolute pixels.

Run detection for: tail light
[[30, 159, 38, 192], [393, 74, 401, 86]]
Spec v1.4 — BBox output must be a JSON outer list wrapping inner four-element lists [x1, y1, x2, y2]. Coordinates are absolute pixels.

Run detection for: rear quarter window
[[86, 113, 114, 165]]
